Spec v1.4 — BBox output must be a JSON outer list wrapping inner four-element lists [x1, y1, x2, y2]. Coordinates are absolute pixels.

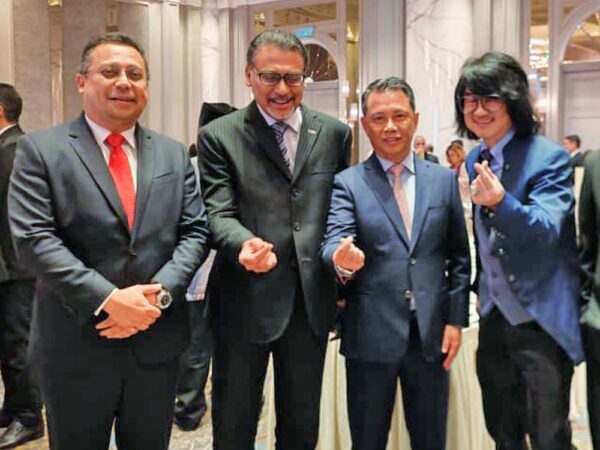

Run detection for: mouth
[[268, 97, 293, 107], [109, 97, 136, 104], [382, 136, 402, 144]]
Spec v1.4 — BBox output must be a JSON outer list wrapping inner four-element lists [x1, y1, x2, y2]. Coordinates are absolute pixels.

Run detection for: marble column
[[0, 0, 15, 84], [358, 0, 406, 158], [13, 0, 52, 131], [406, 0, 473, 159], [201, 0, 222, 103]]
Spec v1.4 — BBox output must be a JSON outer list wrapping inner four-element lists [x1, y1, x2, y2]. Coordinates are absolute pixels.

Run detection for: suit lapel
[[362, 154, 410, 247], [245, 102, 291, 180], [409, 157, 432, 253], [68, 114, 130, 233], [131, 126, 156, 241], [291, 105, 321, 183]]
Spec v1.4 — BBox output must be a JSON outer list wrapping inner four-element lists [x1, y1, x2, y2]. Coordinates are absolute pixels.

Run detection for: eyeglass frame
[[458, 93, 504, 114], [251, 68, 306, 87]]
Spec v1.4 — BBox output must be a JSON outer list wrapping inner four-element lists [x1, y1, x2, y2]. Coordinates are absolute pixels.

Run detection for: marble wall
[[406, 0, 473, 162]]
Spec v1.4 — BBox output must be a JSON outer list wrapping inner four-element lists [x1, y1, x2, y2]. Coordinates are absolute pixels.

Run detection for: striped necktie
[[271, 121, 291, 169]]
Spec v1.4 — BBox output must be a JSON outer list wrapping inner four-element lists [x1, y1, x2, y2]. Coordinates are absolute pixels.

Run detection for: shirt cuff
[[94, 288, 118, 316], [335, 265, 355, 285]]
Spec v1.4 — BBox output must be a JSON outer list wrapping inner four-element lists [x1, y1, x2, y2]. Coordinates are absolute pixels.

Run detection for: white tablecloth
[[265, 325, 588, 450]]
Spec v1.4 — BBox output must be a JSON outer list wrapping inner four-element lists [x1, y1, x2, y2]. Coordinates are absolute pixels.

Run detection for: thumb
[[141, 283, 162, 294]]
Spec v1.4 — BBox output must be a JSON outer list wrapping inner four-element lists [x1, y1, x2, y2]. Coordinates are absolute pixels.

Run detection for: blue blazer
[[321, 154, 470, 364], [466, 134, 584, 363]]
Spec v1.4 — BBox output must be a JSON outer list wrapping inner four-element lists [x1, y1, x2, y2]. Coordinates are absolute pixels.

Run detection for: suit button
[[498, 248, 505, 256], [291, 188, 300, 197], [508, 274, 516, 282], [293, 222, 301, 231], [488, 211, 495, 218], [128, 249, 137, 257], [403, 289, 412, 300], [409, 258, 416, 266], [504, 164, 511, 171]]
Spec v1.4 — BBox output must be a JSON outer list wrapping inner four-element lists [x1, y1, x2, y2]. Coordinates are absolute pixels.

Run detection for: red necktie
[[389, 164, 412, 239], [105, 133, 135, 230]]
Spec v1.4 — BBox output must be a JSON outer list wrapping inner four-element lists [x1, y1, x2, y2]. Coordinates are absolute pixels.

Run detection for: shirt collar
[[84, 115, 137, 149], [256, 104, 303, 133], [0, 123, 17, 137], [482, 127, 515, 159], [376, 151, 416, 175]]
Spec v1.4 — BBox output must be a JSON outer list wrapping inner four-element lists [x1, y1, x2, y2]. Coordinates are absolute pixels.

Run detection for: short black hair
[[564, 134, 581, 148], [0, 83, 22, 123], [454, 51, 538, 139], [247, 29, 308, 70], [79, 33, 149, 79], [361, 77, 416, 115]]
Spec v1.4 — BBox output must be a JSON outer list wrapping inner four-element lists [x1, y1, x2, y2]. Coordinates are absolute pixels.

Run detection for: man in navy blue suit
[[321, 77, 470, 450], [456, 52, 583, 449]]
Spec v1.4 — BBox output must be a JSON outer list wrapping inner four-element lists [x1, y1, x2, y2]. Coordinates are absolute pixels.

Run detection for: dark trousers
[[346, 317, 448, 450], [41, 351, 178, 450], [477, 308, 574, 450], [583, 324, 600, 450], [175, 300, 212, 428], [211, 296, 327, 450], [0, 279, 42, 426]]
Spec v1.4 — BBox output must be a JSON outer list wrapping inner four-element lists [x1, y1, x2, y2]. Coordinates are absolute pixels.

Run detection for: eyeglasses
[[252, 69, 305, 87], [84, 65, 146, 82], [459, 94, 504, 114]]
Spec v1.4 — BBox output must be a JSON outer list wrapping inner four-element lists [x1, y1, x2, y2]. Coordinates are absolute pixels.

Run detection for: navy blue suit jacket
[[466, 134, 583, 363], [321, 153, 470, 363]]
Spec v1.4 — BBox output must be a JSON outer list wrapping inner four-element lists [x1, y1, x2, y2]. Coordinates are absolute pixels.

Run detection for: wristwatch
[[156, 288, 173, 310]]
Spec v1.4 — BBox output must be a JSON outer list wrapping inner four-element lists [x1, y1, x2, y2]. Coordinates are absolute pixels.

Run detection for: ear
[[413, 112, 420, 130], [360, 116, 367, 131], [0, 104, 5, 121], [244, 66, 252, 88], [75, 73, 86, 94]]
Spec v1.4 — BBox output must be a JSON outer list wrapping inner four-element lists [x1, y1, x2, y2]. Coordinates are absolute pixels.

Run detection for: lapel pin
[[308, 129, 317, 135]]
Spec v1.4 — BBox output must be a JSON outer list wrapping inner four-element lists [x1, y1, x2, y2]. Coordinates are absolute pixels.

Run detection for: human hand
[[332, 236, 365, 272], [238, 237, 278, 273], [470, 161, 505, 208], [97, 284, 162, 334], [96, 318, 139, 339], [441, 325, 462, 371]]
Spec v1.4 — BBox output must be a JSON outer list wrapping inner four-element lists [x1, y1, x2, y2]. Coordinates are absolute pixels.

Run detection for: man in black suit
[[0, 84, 44, 448], [198, 29, 352, 450], [579, 150, 600, 449], [563, 134, 588, 167], [8, 34, 209, 450], [413, 135, 439, 163]]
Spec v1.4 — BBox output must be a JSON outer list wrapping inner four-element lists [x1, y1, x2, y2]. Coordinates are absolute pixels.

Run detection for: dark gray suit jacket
[[198, 102, 352, 342], [321, 154, 471, 363], [0, 124, 32, 282], [8, 114, 209, 370], [580, 150, 600, 330]]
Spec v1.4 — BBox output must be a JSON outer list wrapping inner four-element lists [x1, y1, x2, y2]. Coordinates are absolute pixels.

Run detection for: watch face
[[157, 290, 172, 309]]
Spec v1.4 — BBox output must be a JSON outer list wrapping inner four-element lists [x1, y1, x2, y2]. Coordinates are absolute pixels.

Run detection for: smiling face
[[76, 42, 148, 132], [462, 89, 512, 148], [245, 45, 305, 121], [361, 89, 419, 163]]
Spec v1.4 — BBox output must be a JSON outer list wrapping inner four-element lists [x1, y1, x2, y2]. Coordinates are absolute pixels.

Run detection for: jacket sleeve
[[579, 155, 598, 308], [197, 126, 255, 257], [8, 134, 116, 319]]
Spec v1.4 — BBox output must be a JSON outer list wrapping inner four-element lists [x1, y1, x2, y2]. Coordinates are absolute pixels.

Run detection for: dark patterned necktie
[[478, 148, 493, 164], [271, 121, 291, 169]]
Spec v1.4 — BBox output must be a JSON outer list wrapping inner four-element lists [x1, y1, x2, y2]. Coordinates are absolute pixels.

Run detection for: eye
[[126, 69, 145, 81], [100, 68, 119, 79]]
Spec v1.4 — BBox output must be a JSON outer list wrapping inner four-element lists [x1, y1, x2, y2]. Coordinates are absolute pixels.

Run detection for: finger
[[252, 243, 274, 261], [473, 161, 486, 175], [95, 317, 116, 330], [339, 236, 354, 248], [140, 283, 162, 294]]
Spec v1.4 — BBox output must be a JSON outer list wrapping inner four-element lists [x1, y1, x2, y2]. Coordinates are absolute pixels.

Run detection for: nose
[[384, 117, 397, 131], [473, 98, 488, 115], [274, 78, 290, 94], [114, 70, 132, 88]]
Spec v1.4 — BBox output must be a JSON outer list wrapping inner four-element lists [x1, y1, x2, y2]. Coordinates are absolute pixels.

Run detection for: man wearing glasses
[[199, 29, 351, 450], [8, 33, 209, 449], [455, 52, 582, 449]]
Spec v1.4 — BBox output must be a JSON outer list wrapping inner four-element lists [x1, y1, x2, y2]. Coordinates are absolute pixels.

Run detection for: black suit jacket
[[424, 152, 439, 164], [198, 102, 352, 342], [8, 114, 209, 371], [0, 124, 32, 281]]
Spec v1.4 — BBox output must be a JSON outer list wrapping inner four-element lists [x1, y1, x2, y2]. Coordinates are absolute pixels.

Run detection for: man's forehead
[[89, 43, 144, 63]]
